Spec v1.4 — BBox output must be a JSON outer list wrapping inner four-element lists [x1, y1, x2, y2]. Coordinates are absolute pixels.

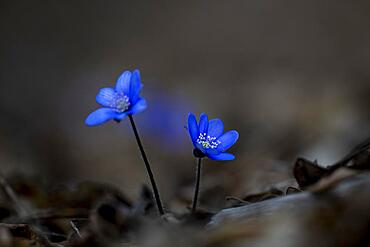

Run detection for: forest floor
[[1, 139, 370, 247]]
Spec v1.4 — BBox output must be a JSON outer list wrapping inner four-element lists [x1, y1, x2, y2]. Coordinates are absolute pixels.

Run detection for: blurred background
[[1, 0, 370, 209]]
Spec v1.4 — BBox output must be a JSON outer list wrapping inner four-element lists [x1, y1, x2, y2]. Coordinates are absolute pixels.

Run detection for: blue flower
[[187, 113, 239, 160], [85, 69, 147, 126]]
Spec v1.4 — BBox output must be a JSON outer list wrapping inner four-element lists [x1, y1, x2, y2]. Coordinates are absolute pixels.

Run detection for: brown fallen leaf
[[293, 158, 331, 189], [308, 167, 359, 193]]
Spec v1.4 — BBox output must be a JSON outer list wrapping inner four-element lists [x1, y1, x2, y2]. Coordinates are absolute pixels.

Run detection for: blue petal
[[129, 69, 142, 104], [85, 108, 118, 126], [198, 113, 209, 134], [208, 152, 235, 161], [205, 148, 220, 155], [207, 119, 224, 138], [114, 112, 129, 121], [115, 70, 132, 95], [217, 130, 239, 152], [188, 113, 199, 146], [127, 98, 147, 115], [96, 87, 116, 107]]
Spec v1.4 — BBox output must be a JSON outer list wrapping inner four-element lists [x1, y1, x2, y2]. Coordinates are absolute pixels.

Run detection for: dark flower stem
[[191, 158, 203, 214], [128, 115, 165, 215]]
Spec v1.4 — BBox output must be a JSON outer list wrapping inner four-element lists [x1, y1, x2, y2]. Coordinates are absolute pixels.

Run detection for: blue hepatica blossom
[[85, 69, 147, 126], [187, 113, 239, 160]]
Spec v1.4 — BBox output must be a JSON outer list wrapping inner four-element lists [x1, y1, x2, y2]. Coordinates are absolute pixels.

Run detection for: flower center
[[111, 93, 130, 113], [196, 133, 221, 149]]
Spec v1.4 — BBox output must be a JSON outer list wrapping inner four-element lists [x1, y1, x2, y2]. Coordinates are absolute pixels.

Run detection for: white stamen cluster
[[196, 133, 221, 149], [110, 93, 130, 112]]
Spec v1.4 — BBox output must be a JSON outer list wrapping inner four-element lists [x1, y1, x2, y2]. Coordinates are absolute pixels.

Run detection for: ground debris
[[210, 172, 370, 246], [1, 138, 370, 246]]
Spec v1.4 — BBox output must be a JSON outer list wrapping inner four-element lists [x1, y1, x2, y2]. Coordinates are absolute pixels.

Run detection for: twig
[[70, 221, 82, 238], [0, 173, 28, 217], [225, 196, 251, 205], [4, 209, 89, 224]]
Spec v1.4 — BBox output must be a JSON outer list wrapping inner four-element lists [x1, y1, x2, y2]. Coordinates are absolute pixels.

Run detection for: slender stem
[[128, 115, 165, 215], [191, 158, 203, 214]]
